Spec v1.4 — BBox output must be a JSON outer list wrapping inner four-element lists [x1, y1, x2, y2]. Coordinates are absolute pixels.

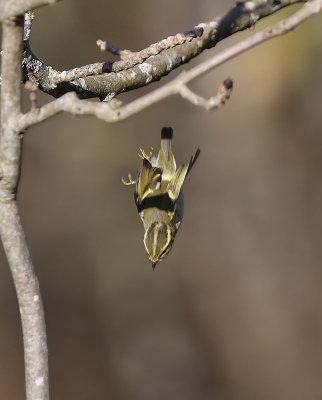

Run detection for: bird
[[122, 127, 200, 270]]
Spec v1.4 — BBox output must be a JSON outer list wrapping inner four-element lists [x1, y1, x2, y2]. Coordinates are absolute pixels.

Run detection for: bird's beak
[[152, 262, 158, 270]]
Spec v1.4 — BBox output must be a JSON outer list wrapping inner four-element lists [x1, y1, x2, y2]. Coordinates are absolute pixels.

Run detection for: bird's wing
[[187, 148, 201, 175], [167, 148, 200, 200], [167, 163, 190, 201], [135, 158, 162, 205]]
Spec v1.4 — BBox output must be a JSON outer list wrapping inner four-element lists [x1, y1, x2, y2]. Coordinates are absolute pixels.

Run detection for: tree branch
[[178, 79, 233, 110], [0, 15, 49, 400], [49, 27, 204, 86], [0, 202, 49, 400], [0, 0, 61, 20], [0, 1, 320, 400], [16, 0, 322, 129], [22, 0, 307, 100]]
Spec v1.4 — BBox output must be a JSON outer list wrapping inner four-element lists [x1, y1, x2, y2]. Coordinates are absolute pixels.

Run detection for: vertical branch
[[0, 16, 49, 400], [0, 203, 49, 400]]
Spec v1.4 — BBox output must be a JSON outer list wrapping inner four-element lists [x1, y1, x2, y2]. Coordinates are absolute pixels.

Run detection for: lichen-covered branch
[[0, 0, 60, 20], [0, 15, 49, 400], [22, 0, 307, 101], [16, 0, 322, 129], [49, 26, 204, 86]]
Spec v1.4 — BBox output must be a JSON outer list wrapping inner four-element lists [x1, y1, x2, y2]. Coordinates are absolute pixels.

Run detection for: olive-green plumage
[[123, 127, 200, 269]]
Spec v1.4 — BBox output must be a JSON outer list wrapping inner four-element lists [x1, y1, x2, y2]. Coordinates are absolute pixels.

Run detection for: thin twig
[[25, 81, 38, 109], [96, 40, 134, 59], [179, 79, 233, 110], [16, 0, 322, 130], [0, 15, 49, 400]]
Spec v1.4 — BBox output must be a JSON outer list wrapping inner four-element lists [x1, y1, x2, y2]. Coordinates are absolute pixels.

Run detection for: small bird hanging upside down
[[123, 127, 200, 270]]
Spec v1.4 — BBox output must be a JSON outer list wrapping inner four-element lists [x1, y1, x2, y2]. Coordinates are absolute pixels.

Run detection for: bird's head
[[143, 221, 175, 269]]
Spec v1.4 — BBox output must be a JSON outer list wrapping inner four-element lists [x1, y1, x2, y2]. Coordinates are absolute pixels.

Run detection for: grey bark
[[0, 16, 49, 400]]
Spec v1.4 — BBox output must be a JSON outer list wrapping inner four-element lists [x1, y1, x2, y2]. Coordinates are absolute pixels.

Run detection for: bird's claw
[[122, 173, 136, 185]]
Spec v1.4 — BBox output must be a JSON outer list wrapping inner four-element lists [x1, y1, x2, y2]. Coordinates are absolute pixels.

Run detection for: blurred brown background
[[1, 1, 322, 399]]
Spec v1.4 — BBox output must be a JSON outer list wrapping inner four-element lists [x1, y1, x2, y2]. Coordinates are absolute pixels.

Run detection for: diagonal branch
[[22, 0, 307, 100], [16, 0, 322, 130], [49, 27, 204, 87]]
